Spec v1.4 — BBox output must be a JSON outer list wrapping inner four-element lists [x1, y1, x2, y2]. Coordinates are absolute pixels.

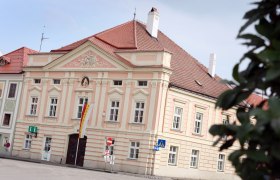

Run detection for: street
[[0, 158, 153, 180]]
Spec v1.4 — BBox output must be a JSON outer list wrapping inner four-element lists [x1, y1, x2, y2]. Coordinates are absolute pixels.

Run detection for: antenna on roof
[[133, 8, 136, 20], [39, 25, 49, 52]]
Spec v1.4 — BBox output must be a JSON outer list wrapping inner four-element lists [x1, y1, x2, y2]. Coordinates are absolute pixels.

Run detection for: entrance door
[[66, 134, 87, 166], [41, 137, 52, 161]]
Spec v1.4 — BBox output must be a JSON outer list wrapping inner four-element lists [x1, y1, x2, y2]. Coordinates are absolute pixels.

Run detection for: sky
[[0, 0, 253, 80]]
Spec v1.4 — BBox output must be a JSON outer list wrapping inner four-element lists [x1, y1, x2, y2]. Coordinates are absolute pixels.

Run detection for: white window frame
[[172, 107, 183, 130], [190, 149, 199, 168], [137, 80, 148, 87], [112, 80, 123, 87], [109, 100, 120, 121], [1, 112, 12, 127], [129, 141, 140, 159], [29, 97, 39, 116], [168, 146, 178, 166], [52, 79, 61, 85], [133, 101, 145, 123], [7, 82, 17, 99], [0, 81, 4, 99], [194, 112, 203, 134], [34, 79, 41, 84], [217, 154, 225, 172], [24, 134, 32, 150], [77, 97, 88, 119], [48, 97, 58, 117]]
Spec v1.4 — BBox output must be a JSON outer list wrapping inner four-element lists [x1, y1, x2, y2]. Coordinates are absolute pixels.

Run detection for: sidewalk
[[0, 155, 173, 180]]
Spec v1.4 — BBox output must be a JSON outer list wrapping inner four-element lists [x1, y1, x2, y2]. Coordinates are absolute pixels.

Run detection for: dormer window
[[34, 79, 41, 84], [0, 59, 6, 66], [138, 81, 148, 87], [0, 56, 10, 66]]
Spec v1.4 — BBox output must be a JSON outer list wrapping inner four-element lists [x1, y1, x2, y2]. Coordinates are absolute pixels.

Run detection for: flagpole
[[74, 136, 80, 165]]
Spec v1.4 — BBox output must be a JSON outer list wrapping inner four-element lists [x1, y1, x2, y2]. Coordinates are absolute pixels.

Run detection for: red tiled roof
[[0, 47, 37, 74], [51, 20, 230, 98], [246, 93, 268, 109]]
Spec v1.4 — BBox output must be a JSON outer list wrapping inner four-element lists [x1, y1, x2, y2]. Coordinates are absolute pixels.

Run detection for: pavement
[[0, 156, 173, 180]]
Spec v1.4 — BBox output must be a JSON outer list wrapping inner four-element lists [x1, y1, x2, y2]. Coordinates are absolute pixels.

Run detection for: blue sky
[[0, 0, 252, 79]]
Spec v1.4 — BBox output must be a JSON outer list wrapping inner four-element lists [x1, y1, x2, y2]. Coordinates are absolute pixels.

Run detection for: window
[[53, 79, 61, 84], [173, 107, 183, 129], [77, 97, 88, 118], [0, 82, 4, 98], [24, 134, 32, 149], [194, 112, 203, 134], [190, 150, 199, 168], [129, 141, 140, 159], [168, 146, 178, 165], [30, 97, 38, 115], [2, 113, 11, 126], [49, 98, 58, 117], [105, 139, 115, 155], [113, 80, 122, 86], [8, 83, 17, 98], [134, 102, 144, 123], [34, 79, 41, 84], [138, 81, 147, 87], [222, 114, 230, 140], [44, 137, 52, 152], [109, 101, 120, 121], [217, 154, 225, 171]]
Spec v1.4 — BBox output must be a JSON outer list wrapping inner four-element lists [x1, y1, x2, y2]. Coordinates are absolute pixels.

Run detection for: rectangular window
[[49, 98, 58, 117], [44, 137, 52, 152], [34, 79, 41, 84], [105, 138, 115, 155], [109, 101, 120, 121], [173, 107, 183, 129], [0, 82, 4, 98], [222, 114, 230, 140], [217, 154, 225, 171], [190, 149, 199, 168], [194, 112, 203, 134], [24, 134, 32, 149], [2, 113, 11, 126], [129, 141, 140, 159], [30, 97, 38, 115], [77, 97, 88, 118], [53, 79, 61, 84], [113, 80, 122, 86], [168, 146, 178, 165], [134, 102, 145, 123], [138, 81, 147, 87], [8, 83, 17, 98]]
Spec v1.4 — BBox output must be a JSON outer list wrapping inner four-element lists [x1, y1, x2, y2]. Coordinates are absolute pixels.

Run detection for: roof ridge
[[95, 20, 134, 37]]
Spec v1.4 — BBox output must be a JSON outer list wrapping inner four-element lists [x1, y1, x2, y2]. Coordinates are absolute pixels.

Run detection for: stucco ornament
[[79, 54, 97, 67]]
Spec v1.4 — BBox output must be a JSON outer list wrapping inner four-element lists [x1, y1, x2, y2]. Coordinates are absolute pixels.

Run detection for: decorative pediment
[[62, 50, 116, 69], [48, 86, 62, 92], [133, 89, 149, 96], [29, 86, 42, 92], [108, 88, 124, 95]]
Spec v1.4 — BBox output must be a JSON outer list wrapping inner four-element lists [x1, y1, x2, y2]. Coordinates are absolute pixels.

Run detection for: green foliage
[[209, 0, 280, 179]]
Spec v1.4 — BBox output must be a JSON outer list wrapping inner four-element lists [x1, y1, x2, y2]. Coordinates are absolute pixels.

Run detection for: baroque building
[[12, 8, 240, 179]]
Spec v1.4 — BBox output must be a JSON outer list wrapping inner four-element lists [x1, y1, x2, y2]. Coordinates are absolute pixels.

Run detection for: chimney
[[146, 7, 159, 38], [208, 53, 216, 77]]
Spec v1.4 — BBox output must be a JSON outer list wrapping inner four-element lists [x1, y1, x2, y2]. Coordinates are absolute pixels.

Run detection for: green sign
[[28, 126, 38, 133]]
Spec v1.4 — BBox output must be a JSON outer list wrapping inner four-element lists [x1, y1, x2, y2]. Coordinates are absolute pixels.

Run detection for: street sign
[[153, 145, 159, 151], [106, 137, 113, 146], [157, 139, 166, 148], [28, 126, 38, 133]]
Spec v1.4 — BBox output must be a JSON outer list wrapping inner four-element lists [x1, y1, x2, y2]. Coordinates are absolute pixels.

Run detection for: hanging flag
[[79, 103, 93, 138]]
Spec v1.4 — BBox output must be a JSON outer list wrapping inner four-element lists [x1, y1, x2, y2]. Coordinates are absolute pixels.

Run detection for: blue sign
[[153, 145, 159, 151], [157, 139, 166, 148]]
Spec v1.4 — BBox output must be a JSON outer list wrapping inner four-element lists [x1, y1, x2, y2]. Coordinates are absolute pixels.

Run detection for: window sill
[[170, 128, 183, 133], [44, 116, 57, 119], [104, 120, 120, 123], [0, 125, 11, 129], [190, 166, 198, 169], [129, 122, 145, 125], [192, 133, 203, 137], [26, 115, 38, 117], [127, 158, 138, 160], [168, 163, 177, 166]]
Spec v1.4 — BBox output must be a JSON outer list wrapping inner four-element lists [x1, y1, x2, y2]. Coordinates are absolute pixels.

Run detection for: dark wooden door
[[66, 134, 87, 166]]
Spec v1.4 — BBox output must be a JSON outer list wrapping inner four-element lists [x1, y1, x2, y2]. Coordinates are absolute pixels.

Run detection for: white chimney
[[208, 53, 216, 77], [146, 7, 159, 38]]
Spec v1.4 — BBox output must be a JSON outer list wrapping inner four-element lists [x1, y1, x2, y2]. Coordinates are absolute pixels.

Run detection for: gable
[[44, 41, 130, 71]]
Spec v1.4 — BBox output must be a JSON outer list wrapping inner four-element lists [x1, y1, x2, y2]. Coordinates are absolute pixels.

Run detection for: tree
[[209, 0, 280, 179]]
